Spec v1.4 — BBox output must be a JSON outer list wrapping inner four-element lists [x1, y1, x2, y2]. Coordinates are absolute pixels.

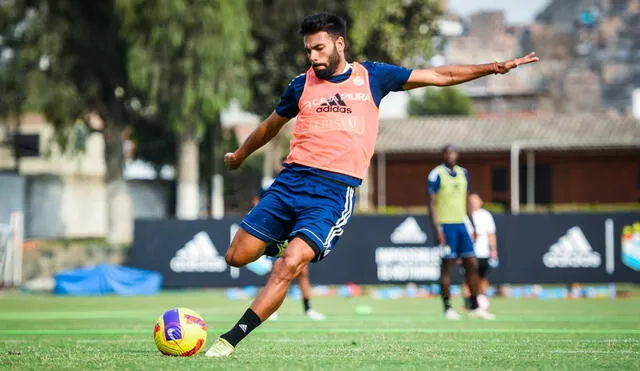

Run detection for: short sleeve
[[362, 61, 412, 106], [375, 62, 412, 92], [274, 74, 305, 118], [427, 168, 441, 194], [485, 211, 496, 233]]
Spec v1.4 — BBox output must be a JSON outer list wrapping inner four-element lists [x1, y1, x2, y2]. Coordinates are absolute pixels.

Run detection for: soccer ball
[[154, 307, 208, 356]]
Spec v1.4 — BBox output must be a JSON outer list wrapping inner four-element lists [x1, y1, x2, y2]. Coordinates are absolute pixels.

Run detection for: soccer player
[[463, 193, 498, 309], [207, 12, 536, 356], [427, 146, 495, 320]]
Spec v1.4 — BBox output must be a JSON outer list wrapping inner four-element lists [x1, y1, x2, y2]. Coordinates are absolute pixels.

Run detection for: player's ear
[[335, 36, 345, 53]]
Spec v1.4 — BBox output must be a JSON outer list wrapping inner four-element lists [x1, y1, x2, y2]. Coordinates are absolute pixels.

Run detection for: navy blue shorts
[[441, 223, 475, 259], [241, 168, 356, 262]]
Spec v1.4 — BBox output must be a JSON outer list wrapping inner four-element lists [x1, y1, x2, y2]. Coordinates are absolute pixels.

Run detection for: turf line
[[0, 312, 638, 324], [1, 328, 639, 336]]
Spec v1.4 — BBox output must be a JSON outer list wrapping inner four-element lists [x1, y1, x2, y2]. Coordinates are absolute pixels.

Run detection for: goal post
[[0, 212, 24, 288]]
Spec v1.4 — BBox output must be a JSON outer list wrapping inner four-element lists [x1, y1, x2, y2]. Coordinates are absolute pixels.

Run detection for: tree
[[0, 1, 29, 172], [0, 0, 133, 243], [347, 0, 442, 64], [408, 87, 473, 116], [246, 0, 346, 117], [117, 0, 254, 219]]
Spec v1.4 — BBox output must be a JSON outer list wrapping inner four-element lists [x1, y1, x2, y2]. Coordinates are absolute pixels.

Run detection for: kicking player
[[428, 146, 494, 320], [207, 12, 536, 356]]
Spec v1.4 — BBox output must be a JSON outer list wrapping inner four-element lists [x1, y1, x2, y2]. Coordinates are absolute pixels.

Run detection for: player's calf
[[250, 242, 314, 318], [208, 239, 315, 358]]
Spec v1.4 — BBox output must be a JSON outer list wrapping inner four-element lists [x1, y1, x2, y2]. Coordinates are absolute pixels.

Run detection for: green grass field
[[1, 291, 639, 370]]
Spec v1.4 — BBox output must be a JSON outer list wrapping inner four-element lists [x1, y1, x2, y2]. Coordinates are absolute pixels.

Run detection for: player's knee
[[224, 249, 243, 267], [464, 258, 478, 272], [272, 256, 301, 282], [271, 238, 315, 281], [275, 248, 312, 281], [440, 261, 452, 275]]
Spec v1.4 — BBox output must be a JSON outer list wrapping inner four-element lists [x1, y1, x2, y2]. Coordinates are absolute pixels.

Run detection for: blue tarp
[[54, 264, 162, 296]]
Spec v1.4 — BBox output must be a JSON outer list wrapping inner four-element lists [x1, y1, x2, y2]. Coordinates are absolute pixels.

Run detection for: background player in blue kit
[[427, 145, 495, 320]]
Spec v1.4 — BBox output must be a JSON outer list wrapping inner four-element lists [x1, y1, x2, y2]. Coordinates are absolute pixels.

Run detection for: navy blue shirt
[[276, 62, 412, 187]]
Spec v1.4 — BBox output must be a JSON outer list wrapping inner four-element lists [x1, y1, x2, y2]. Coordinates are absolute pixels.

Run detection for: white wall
[[17, 175, 171, 239], [633, 88, 640, 120]]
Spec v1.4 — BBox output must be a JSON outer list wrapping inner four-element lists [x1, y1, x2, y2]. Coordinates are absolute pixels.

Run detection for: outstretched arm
[[402, 52, 539, 90], [224, 111, 289, 170]]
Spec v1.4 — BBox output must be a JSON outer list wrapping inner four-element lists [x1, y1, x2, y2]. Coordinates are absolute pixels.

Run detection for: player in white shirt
[[463, 194, 498, 309]]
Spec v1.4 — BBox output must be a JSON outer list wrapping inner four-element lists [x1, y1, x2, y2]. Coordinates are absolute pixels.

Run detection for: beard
[[312, 46, 341, 80]]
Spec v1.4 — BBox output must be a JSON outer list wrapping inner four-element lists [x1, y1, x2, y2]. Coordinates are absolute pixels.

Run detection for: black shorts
[[477, 258, 490, 278], [459, 258, 491, 278]]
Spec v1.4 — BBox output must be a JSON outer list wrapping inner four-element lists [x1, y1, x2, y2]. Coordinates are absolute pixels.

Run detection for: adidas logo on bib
[[316, 93, 352, 113]]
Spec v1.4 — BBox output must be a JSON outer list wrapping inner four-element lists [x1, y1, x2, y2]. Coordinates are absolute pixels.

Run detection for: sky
[[448, 0, 551, 24]]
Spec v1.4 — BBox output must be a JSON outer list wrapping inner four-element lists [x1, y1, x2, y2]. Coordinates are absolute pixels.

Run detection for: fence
[[132, 212, 640, 288]]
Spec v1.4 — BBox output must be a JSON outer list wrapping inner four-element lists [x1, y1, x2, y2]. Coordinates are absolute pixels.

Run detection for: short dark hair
[[299, 12, 347, 39], [442, 144, 457, 153]]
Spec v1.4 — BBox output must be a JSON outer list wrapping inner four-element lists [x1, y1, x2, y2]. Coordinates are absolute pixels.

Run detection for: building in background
[[369, 116, 640, 212], [0, 114, 171, 240], [434, 10, 552, 116], [535, 0, 640, 117], [433, 1, 640, 118]]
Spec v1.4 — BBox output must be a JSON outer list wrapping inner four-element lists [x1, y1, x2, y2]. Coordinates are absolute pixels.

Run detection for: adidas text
[[316, 105, 352, 113]]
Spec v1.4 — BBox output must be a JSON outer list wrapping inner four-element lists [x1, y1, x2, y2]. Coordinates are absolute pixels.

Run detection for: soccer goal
[[0, 212, 24, 288]]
